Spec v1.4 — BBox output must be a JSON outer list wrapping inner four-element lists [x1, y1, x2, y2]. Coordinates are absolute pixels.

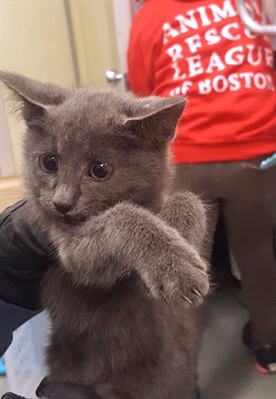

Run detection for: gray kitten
[[1, 72, 210, 399]]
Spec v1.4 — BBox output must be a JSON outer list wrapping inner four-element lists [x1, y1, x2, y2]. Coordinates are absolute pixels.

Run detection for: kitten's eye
[[39, 155, 58, 173], [89, 162, 113, 181]]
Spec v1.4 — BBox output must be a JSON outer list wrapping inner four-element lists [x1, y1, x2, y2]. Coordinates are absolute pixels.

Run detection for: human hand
[[1, 377, 103, 399], [36, 377, 103, 398]]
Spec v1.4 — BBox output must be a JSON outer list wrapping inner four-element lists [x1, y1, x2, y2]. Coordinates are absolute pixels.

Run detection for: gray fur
[[1, 71, 210, 399]]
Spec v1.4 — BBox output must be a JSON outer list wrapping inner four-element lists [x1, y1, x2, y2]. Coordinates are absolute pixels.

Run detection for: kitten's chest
[[41, 265, 161, 376], [41, 265, 149, 334]]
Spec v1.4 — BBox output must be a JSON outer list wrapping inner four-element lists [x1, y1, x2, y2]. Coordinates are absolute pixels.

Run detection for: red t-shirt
[[127, 0, 276, 163]]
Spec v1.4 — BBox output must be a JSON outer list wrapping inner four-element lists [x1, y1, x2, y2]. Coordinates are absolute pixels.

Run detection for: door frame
[[0, 90, 15, 177]]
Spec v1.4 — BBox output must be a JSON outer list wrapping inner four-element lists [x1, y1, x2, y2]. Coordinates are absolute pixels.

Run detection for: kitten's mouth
[[62, 213, 88, 224], [46, 208, 87, 224]]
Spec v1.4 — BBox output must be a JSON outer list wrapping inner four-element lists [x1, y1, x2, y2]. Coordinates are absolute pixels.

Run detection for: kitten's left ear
[[124, 96, 186, 146], [0, 71, 69, 125]]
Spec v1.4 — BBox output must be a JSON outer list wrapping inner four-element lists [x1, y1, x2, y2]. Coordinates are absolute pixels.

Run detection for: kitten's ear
[[0, 71, 68, 124], [124, 96, 186, 146]]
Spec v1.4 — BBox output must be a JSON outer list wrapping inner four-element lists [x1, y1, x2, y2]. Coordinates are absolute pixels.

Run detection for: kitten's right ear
[[124, 96, 186, 147], [0, 71, 69, 125]]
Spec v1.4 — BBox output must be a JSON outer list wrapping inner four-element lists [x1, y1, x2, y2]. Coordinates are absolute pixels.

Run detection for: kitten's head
[[1, 71, 186, 223]]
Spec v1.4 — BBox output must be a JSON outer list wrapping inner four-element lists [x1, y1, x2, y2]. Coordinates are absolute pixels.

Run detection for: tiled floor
[[0, 266, 275, 399]]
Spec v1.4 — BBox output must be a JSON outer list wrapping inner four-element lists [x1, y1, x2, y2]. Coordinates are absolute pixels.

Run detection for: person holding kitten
[[127, 0, 276, 374]]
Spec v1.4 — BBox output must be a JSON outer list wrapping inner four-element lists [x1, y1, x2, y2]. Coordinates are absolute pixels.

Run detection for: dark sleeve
[[0, 200, 52, 355], [0, 297, 40, 356]]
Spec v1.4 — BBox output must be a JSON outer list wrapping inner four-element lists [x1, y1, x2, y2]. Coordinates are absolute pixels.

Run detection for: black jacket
[[0, 200, 51, 356]]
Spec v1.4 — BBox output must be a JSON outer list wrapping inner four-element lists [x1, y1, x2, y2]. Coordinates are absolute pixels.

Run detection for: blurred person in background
[[128, 0, 276, 374]]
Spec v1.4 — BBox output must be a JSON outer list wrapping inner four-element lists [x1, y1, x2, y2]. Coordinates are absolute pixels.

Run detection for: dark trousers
[[174, 154, 276, 343]]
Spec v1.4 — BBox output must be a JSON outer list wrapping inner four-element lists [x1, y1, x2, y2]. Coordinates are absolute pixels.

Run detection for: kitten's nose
[[54, 201, 75, 214]]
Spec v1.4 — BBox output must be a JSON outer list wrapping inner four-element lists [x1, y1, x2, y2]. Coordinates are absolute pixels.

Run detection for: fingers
[[1, 393, 28, 399], [36, 378, 103, 399]]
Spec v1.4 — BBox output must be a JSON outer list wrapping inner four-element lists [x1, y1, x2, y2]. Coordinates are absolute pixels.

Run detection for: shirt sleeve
[[127, 15, 156, 97], [127, 54, 154, 96]]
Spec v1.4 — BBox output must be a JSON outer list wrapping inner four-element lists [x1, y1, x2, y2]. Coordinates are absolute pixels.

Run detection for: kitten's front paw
[[160, 191, 209, 250], [143, 244, 210, 306]]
